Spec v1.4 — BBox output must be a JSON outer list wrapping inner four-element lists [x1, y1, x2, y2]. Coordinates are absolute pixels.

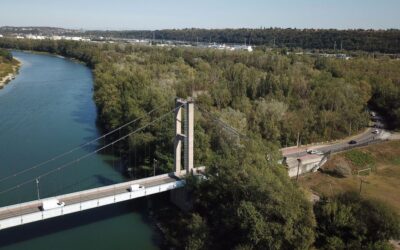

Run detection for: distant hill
[[1, 26, 399, 53], [87, 28, 400, 53], [0, 26, 79, 35]]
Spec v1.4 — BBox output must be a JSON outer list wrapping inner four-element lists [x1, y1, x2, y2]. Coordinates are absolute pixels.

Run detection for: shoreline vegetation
[[0, 50, 21, 89], [0, 39, 399, 249]]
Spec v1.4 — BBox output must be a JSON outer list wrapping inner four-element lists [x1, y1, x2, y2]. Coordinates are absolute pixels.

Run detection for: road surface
[[282, 128, 388, 158]]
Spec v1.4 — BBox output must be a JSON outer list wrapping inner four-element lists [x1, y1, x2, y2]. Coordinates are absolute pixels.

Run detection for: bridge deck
[[0, 173, 184, 230]]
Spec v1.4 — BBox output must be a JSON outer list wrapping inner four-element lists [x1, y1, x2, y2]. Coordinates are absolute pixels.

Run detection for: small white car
[[307, 149, 324, 155], [372, 129, 380, 134]]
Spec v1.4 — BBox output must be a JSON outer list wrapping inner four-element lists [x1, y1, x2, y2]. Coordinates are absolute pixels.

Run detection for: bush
[[0, 49, 12, 61], [331, 160, 352, 177], [322, 159, 352, 178]]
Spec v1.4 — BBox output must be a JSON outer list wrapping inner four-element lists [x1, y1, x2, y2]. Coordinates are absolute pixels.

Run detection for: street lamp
[[36, 178, 40, 200]]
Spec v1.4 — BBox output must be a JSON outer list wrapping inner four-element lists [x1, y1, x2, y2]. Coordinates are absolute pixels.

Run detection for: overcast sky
[[1, 0, 399, 30]]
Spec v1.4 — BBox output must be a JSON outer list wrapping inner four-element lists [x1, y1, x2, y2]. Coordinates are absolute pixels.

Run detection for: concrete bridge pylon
[[174, 98, 194, 176]]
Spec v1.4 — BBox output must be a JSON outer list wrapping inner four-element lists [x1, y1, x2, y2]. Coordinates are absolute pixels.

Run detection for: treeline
[[0, 48, 13, 61], [1, 37, 399, 155], [84, 28, 400, 53], [0, 38, 399, 248]]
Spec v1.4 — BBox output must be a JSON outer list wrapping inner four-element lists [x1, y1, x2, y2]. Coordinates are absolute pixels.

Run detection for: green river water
[[0, 51, 160, 250]]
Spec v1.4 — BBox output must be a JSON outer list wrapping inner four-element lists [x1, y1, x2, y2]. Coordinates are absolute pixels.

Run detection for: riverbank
[[0, 58, 21, 89]]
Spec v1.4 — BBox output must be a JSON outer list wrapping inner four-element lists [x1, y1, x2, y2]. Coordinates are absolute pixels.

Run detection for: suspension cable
[[196, 106, 248, 139], [0, 105, 166, 184], [0, 104, 183, 196]]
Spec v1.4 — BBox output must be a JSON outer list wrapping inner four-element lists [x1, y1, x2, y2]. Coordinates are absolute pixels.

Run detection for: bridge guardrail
[[327, 139, 388, 155]]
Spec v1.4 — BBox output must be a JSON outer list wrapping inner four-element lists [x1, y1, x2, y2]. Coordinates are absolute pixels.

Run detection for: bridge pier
[[170, 186, 192, 212]]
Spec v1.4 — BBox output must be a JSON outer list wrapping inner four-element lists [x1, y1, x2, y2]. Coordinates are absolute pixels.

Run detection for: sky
[[0, 0, 399, 30]]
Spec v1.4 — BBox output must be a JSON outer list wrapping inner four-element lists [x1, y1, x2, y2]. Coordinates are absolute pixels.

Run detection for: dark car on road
[[348, 140, 357, 144]]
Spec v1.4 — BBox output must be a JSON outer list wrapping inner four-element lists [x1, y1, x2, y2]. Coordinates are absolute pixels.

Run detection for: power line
[[0, 105, 165, 184], [0, 104, 183, 196]]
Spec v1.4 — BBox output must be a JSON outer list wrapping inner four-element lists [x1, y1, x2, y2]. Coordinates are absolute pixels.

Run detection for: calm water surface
[[0, 51, 159, 250]]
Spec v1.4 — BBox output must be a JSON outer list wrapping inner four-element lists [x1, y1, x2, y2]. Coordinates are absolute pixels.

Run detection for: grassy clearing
[[299, 140, 400, 214], [0, 58, 19, 79], [344, 150, 376, 170]]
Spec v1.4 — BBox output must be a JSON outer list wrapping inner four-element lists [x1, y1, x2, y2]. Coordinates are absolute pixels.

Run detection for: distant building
[[0, 34, 3, 38], [61, 36, 90, 42], [233, 45, 253, 52], [26, 34, 46, 40], [206, 43, 253, 52]]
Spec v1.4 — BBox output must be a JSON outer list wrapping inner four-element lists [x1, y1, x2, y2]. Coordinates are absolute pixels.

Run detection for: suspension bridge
[[0, 98, 206, 230]]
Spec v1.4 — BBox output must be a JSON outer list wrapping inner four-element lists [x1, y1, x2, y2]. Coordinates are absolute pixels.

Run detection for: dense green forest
[[0, 38, 399, 249], [83, 28, 400, 53]]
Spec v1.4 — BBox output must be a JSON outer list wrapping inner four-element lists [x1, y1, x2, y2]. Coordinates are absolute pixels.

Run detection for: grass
[[299, 140, 400, 214], [0, 58, 19, 80], [0, 62, 14, 78], [344, 150, 376, 170], [390, 156, 400, 166]]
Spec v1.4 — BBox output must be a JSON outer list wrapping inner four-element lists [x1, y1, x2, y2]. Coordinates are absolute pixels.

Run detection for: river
[[0, 51, 159, 249]]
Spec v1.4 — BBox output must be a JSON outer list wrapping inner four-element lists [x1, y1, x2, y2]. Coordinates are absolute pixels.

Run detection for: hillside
[[2, 26, 400, 53]]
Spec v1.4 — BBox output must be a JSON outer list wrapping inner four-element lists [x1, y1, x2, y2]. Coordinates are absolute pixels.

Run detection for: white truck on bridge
[[41, 199, 65, 211], [129, 184, 144, 192]]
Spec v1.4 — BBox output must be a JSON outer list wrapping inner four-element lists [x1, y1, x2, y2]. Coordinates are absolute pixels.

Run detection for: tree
[[180, 138, 315, 250], [314, 192, 400, 249]]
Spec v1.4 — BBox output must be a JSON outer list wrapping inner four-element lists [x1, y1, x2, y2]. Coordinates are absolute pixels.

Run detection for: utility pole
[[36, 178, 40, 200], [349, 121, 352, 136], [153, 158, 157, 176], [296, 131, 300, 148], [359, 178, 369, 194]]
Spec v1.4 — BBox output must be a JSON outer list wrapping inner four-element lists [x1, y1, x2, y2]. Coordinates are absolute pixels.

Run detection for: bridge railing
[[0, 172, 181, 213], [0, 180, 185, 230], [328, 139, 388, 155]]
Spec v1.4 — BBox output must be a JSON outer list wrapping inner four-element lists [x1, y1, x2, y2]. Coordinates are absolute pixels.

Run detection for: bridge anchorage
[[0, 98, 200, 230]]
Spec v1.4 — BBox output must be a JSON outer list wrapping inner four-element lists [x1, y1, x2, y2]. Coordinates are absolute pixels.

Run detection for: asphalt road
[[284, 128, 385, 159]]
